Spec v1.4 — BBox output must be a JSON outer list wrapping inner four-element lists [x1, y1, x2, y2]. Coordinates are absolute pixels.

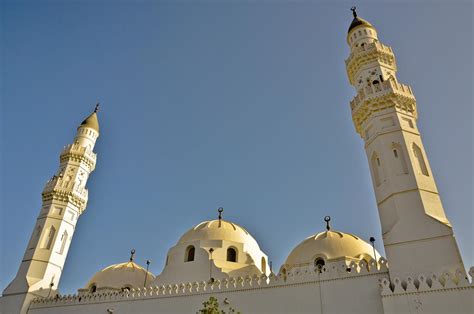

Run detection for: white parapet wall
[[380, 267, 474, 314], [29, 259, 389, 314]]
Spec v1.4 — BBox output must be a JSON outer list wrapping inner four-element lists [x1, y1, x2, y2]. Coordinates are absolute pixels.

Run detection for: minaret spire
[[345, 12, 465, 279]]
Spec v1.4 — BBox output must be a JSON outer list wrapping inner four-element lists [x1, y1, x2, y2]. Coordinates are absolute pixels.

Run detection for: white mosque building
[[1, 9, 473, 314]]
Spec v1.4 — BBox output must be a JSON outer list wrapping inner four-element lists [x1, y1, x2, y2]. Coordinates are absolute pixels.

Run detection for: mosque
[[1, 9, 473, 314]]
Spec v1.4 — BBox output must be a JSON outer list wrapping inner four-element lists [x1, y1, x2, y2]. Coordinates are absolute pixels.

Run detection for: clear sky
[[1, 1, 472, 294]]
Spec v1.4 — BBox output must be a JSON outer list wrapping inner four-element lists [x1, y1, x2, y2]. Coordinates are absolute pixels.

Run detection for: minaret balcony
[[350, 79, 417, 135], [60, 144, 97, 167], [42, 176, 88, 202], [346, 42, 396, 84], [350, 79, 415, 111]]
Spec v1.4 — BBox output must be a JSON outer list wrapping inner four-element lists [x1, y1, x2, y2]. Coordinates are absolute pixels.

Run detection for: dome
[[283, 229, 379, 269], [84, 261, 155, 291], [348, 16, 373, 33], [153, 216, 270, 285], [178, 219, 260, 250]]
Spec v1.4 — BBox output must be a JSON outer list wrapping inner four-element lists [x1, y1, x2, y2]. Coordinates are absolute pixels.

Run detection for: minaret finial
[[130, 249, 136, 262], [324, 216, 331, 231], [94, 103, 100, 113], [218, 207, 224, 221], [350, 6, 357, 18]]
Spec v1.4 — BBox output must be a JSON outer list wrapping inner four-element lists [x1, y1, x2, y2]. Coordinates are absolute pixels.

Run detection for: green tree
[[197, 296, 240, 314]]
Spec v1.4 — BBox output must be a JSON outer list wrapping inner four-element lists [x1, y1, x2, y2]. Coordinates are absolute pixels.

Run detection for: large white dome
[[178, 219, 261, 251], [153, 218, 270, 285]]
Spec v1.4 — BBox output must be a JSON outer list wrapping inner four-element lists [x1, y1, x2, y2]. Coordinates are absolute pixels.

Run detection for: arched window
[[392, 143, 408, 175], [226, 247, 237, 262], [413, 143, 429, 176], [185, 246, 195, 262], [89, 284, 97, 293], [121, 286, 131, 293], [371, 152, 383, 186], [314, 258, 325, 270], [29, 225, 42, 249], [58, 230, 68, 254], [42, 226, 56, 250], [372, 80, 381, 91], [392, 144, 409, 175], [261, 257, 267, 273]]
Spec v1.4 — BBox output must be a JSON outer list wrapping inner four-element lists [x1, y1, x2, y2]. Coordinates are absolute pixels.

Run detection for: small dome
[[348, 16, 373, 33], [178, 219, 260, 250], [284, 229, 379, 269], [85, 261, 155, 291]]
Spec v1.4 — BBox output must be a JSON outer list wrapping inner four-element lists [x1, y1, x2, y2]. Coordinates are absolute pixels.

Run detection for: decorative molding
[[30, 258, 389, 308], [380, 267, 474, 298]]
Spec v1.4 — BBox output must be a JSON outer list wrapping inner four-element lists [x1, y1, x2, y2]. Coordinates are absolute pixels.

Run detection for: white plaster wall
[[28, 272, 387, 314], [382, 288, 474, 314]]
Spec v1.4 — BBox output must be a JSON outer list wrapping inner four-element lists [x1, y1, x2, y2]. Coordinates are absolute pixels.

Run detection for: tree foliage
[[197, 296, 240, 314]]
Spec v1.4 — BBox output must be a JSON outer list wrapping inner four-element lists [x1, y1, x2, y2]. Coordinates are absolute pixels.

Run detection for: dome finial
[[129, 249, 136, 262], [324, 216, 331, 231], [350, 6, 357, 18], [218, 207, 224, 221], [94, 102, 100, 113]]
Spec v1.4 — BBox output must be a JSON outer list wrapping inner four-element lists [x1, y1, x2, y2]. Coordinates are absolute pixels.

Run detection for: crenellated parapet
[[345, 42, 396, 85], [350, 78, 416, 136], [29, 258, 389, 308], [60, 144, 97, 171], [42, 175, 89, 212], [380, 267, 474, 297]]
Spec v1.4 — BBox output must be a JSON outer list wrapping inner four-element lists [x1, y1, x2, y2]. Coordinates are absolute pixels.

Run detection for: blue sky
[[1, 1, 472, 294]]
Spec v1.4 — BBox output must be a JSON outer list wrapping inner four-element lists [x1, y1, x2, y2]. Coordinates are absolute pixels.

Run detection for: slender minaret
[[345, 8, 465, 279], [1, 106, 100, 313]]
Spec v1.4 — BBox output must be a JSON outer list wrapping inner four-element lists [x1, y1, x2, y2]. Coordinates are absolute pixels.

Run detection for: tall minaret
[[1, 106, 100, 313], [345, 8, 465, 279]]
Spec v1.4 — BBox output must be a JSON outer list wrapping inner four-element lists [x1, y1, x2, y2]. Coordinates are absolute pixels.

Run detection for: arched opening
[[121, 286, 131, 293], [185, 246, 195, 262], [413, 143, 429, 176], [89, 284, 97, 294], [42, 226, 56, 250], [392, 144, 409, 175], [372, 80, 381, 91], [58, 230, 68, 255], [371, 152, 383, 186], [29, 225, 42, 249], [226, 247, 237, 262], [261, 257, 267, 273], [314, 258, 325, 270]]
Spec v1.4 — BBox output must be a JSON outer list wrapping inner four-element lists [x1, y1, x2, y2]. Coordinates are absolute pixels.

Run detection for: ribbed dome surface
[[85, 261, 155, 290], [178, 219, 260, 250], [284, 230, 378, 268]]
